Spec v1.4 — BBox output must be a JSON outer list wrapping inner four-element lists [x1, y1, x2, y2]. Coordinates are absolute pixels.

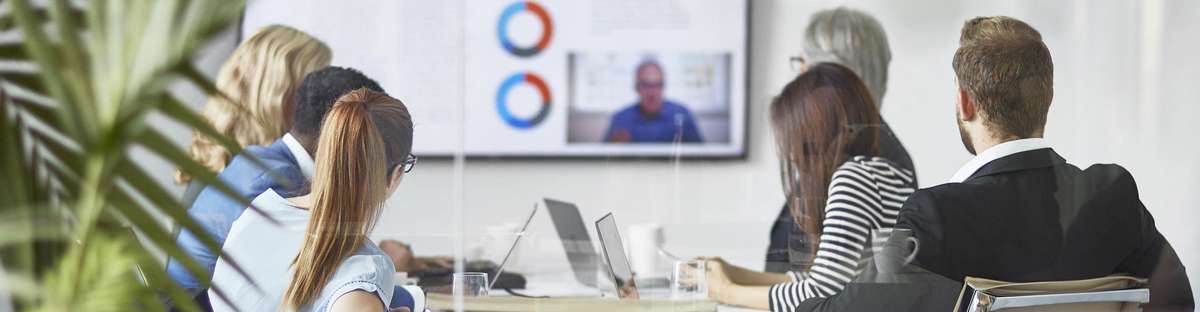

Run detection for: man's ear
[[957, 88, 976, 121]]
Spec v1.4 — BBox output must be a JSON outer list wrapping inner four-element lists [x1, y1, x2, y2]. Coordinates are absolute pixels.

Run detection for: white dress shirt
[[281, 133, 315, 180], [948, 138, 1050, 183]]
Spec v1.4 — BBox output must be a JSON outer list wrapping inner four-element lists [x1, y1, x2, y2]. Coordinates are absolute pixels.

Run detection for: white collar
[[281, 133, 314, 180], [948, 138, 1050, 183]]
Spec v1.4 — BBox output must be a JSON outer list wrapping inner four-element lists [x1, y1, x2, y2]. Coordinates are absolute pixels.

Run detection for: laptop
[[414, 205, 534, 291], [544, 198, 602, 288], [595, 213, 640, 299], [488, 203, 539, 290]]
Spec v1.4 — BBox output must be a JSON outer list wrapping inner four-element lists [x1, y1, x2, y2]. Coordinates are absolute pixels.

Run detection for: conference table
[[426, 293, 764, 312], [423, 271, 766, 312]]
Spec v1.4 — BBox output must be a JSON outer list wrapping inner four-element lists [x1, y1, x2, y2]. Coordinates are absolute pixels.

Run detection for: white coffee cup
[[628, 223, 664, 278]]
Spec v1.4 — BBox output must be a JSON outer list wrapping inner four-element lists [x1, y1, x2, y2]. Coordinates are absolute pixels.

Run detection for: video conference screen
[[243, 0, 748, 158]]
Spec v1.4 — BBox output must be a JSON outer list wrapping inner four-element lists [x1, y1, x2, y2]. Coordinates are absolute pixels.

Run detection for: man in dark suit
[[793, 16, 1192, 311]]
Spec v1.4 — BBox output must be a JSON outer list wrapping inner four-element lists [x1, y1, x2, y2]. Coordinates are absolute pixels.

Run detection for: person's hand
[[703, 257, 734, 303], [609, 130, 631, 143], [380, 240, 416, 272], [382, 240, 455, 273], [413, 256, 453, 272]]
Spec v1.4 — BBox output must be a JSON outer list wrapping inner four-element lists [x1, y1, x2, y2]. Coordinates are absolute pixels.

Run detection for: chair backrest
[[954, 275, 1150, 312]]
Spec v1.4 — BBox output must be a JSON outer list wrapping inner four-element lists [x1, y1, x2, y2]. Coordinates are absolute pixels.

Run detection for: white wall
[[161, 0, 1200, 297]]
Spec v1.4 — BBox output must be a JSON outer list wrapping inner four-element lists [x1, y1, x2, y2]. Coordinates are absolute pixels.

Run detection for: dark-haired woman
[[705, 63, 916, 311]]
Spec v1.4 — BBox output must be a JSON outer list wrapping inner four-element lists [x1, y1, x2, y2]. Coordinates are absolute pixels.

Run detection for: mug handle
[[903, 236, 920, 265]]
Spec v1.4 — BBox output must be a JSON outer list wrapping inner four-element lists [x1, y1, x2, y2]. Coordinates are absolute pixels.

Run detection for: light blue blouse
[[210, 189, 394, 311]]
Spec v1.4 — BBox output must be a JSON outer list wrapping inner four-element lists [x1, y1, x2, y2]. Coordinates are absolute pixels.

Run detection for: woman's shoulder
[[336, 241, 396, 285], [316, 241, 396, 311], [838, 156, 917, 186]]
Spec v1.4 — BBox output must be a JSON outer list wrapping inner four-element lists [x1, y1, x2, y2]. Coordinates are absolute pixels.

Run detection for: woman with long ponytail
[[210, 88, 415, 311]]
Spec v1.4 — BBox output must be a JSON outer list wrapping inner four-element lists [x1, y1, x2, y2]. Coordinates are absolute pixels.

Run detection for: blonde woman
[[210, 89, 415, 311], [165, 25, 330, 308], [176, 24, 331, 188]]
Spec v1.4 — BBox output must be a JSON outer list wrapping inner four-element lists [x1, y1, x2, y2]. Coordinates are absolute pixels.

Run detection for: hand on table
[[412, 256, 453, 272], [702, 257, 735, 303], [609, 130, 631, 143], [380, 239, 453, 273]]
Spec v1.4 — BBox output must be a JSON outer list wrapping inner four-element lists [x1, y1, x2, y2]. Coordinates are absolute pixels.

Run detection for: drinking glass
[[452, 272, 489, 297], [670, 259, 707, 299]]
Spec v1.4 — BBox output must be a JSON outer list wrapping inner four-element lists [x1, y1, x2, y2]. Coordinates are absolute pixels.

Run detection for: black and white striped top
[[768, 156, 916, 312]]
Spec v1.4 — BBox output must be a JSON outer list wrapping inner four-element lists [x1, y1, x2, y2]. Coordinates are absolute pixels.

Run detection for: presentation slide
[[243, 0, 748, 157]]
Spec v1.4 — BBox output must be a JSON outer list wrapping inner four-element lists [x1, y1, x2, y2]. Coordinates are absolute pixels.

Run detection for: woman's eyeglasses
[[402, 154, 418, 173], [789, 55, 807, 72]]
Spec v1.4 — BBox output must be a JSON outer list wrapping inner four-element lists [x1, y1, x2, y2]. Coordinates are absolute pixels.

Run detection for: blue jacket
[[166, 138, 416, 310], [167, 139, 306, 291]]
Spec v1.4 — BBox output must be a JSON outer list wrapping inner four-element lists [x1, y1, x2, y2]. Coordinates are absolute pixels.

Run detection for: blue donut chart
[[497, 1, 553, 57], [495, 72, 552, 129]]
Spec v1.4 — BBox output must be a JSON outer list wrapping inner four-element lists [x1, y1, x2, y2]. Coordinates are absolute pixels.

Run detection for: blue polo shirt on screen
[[603, 100, 704, 143]]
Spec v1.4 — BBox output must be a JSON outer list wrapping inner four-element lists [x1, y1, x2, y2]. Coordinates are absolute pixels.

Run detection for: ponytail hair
[[284, 88, 413, 309]]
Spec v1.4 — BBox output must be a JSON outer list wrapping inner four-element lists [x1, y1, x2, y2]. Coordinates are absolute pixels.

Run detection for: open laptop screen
[[545, 198, 600, 287], [595, 213, 639, 299]]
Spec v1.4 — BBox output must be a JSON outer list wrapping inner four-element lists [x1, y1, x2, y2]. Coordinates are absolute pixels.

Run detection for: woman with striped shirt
[[704, 63, 916, 311]]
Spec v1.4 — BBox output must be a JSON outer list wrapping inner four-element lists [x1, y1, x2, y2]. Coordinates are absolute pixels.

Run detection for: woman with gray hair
[[765, 5, 918, 277], [800, 7, 892, 107]]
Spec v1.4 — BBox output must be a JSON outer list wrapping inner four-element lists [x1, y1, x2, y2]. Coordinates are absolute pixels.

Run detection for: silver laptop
[[487, 203, 538, 290], [544, 198, 602, 288]]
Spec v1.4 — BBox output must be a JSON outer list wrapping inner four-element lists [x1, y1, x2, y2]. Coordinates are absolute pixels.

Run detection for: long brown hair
[[283, 89, 412, 309], [770, 63, 880, 264]]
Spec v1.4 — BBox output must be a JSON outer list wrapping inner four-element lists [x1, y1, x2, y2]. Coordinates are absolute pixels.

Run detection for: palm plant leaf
[[0, 0, 257, 310], [0, 209, 71, 248], [38, 232, 148, 311], [104, 187, 225, 312]]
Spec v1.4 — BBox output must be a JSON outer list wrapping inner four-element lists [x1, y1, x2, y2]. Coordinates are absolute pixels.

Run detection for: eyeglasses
[[402, 154, 418, 173], [789, 55, 807, 72], [637, 81, 665, 90]]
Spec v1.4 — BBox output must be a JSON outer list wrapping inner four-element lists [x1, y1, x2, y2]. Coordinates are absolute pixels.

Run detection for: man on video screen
[[604, 59, 704, 143]]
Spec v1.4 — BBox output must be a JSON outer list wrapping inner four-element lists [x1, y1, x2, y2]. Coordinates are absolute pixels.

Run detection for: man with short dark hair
[[288, 67, 382, 157], [788, 16, 1192, 311]]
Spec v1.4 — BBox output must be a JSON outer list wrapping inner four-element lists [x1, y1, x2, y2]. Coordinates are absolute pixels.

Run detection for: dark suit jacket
[[795, 148, 1193, 311]]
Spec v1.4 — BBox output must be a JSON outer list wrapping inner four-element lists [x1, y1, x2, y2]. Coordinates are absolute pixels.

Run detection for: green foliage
[[0, 0, 252, 310]]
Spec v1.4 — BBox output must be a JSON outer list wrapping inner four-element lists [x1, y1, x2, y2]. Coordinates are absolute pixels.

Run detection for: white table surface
[[717, 305, 765, 312], [486, 272, 767, 311]]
